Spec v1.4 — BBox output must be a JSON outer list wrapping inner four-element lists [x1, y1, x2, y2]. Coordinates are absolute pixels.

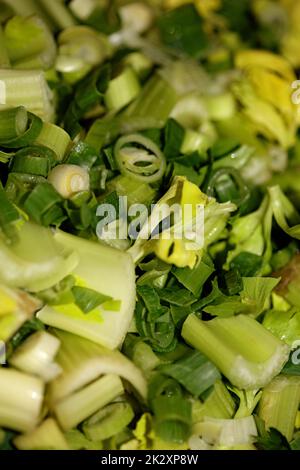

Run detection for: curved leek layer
[[0, 368, 44, 432], [48, 329, 147, 402], [9, 331, 62, 382], [0, 222, 78, 292], [14, 418, 69, 450], [182, 314, 290, 390], [37, 230, 136, 349]]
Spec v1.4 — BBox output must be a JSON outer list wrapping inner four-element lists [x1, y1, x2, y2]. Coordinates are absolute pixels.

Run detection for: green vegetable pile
[[0, 0, 300, 451]]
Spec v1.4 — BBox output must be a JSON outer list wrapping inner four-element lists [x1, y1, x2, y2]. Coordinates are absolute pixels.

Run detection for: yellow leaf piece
[[233, 80, 293, 148], [235, 50, 295, 83], [153, 177, 207, 268], [233, 50, 298, 149]]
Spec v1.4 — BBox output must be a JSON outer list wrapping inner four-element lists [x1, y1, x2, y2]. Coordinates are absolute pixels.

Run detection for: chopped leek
[[9, 331, 62, 382], [14, 418, 69, 450], [37, 229, 136, 349], [0, 368, 44, 432]]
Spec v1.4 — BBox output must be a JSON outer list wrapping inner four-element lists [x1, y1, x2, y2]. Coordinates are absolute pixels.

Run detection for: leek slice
[[9, 331, 62, 382], [0, 368, 44, 432], [37, 230, 136, 349]]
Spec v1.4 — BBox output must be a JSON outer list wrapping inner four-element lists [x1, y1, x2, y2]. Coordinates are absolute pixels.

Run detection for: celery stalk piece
[[0, 368, 44, 432], [182, 314, 290, 390], [53, 373, 124, 430], [0, 69, 54, 122], [258, 375, 300, 441], [0, 222, 78, 292], [48, 329, 147, 402], [37, 230, 136, 349], [9, 331, 62, 382], [14, 418, 69, 450]]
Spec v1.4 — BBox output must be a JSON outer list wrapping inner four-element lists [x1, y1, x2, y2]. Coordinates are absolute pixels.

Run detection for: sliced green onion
[[85, 114, 121, 152], [14, 418, 69, 450], [23, 182, 63, 225], [258, 375, 300, 441], [0, 69, 54, 122], [0, 368, 44, 432], [105, 67, 141, 112], [0, 111, 43, 148], [48, 164, 90, 199], [206, 167, 250, 207], [114, 133, 166, 183], [124, 75, 178, 128], [83, 401, 134, 441], [182, 314, 290, 390], [9, 331, 62, 382], [35, 122, 71, 161], [0, 106, 27, 142], [11, 153, 50, 177], [153, 396, 192, 443], [123, 334, 160, 373]]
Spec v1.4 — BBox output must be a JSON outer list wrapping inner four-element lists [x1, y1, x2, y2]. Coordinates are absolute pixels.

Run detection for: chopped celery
[[182, 314, 289, 389]]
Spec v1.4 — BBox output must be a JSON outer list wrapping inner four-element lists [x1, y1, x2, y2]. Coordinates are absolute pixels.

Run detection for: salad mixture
[[1, 0, 300, 451]]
